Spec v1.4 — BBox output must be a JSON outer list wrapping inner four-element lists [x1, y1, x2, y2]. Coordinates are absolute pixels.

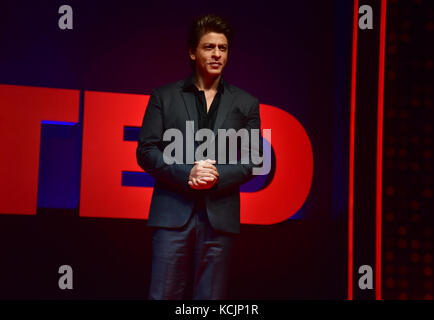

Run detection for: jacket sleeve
[[213, 98, 264, 192], [136, 89, 194, 192]]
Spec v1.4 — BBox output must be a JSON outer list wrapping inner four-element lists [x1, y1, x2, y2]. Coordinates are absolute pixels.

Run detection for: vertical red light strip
[[376, 0, 387, 301], [348, 0, 359, 301]]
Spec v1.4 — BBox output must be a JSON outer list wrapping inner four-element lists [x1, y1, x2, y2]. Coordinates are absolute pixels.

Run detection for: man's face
[[189, 32, 228, 77]]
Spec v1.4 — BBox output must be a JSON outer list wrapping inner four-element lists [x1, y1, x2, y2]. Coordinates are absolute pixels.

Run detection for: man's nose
[[212, 49, 221, 58]]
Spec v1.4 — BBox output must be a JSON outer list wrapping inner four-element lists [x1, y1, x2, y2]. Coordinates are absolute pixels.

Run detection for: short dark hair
[[187, 14, 233, 69]]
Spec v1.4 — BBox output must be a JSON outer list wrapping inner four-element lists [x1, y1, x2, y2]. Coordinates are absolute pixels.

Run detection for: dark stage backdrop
[[0, 0, 353, 299]]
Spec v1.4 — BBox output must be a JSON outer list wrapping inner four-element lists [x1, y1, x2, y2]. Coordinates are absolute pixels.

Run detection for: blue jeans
[[148, 202, 235, 300]]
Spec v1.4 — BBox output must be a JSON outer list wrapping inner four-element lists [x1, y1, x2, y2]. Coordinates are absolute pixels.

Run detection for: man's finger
[[201, 163, 218, 170], [198, 172, 216, 179], [200, 176, 215, 181], [196, 178, 208, 185], [197, 168, 218, 175], [198, 167, 219, 176], [194, 159, 207, 165]]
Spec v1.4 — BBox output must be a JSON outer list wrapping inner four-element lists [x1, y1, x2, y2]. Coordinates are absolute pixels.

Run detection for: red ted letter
[[240, 104, 313, 224], [0, 85, 79, 215], [79, 91, 153, 219]]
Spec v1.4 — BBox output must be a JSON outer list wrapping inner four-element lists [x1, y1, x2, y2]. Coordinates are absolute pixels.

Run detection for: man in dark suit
[[136, 13, 263, 300]]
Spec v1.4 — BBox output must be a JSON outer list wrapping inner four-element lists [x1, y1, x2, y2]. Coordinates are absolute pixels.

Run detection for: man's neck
[[194, 72, 221, 92]]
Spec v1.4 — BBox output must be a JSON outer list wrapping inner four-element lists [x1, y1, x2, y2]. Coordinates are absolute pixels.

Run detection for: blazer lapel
[[180, 91, 198, 126], [213, 81, 234, 136]]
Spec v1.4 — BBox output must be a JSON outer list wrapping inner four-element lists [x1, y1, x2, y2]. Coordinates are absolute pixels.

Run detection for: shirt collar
[[182, 73, 225, 94]]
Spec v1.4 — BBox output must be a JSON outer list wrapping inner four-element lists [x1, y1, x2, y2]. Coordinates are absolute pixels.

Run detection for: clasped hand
[[188, 159, 219, 190]]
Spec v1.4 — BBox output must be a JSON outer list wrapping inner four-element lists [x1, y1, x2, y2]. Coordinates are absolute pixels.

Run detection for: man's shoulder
[[151, 78, 184, 97]]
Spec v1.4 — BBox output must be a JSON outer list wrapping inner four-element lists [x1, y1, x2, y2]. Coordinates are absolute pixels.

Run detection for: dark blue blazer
[[136, 74, 262, 234]]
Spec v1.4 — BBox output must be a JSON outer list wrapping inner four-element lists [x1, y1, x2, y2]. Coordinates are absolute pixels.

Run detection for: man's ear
[[189, 48, 196, 61]]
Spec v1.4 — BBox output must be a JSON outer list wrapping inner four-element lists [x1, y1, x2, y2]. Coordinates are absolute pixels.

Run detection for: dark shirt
[[182, 74, 224, 209], [182, 73, 225, 131]]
